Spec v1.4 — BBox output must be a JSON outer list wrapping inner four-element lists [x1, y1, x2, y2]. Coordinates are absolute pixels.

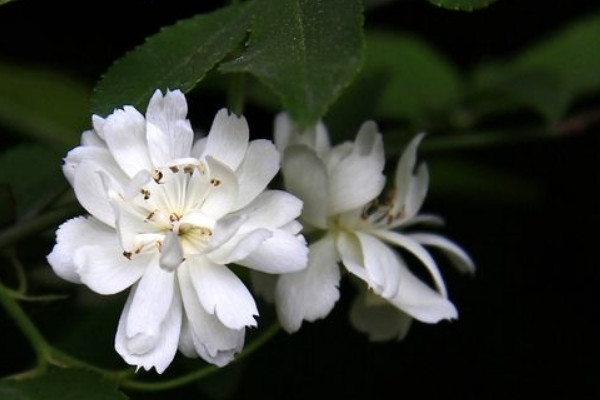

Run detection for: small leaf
[[425, 0, 498, 11], [92, 2, 252, 116], [0, 145, 65, 215], [472, 63, 570, 121], [220, 0, 364, 129], [369, 31, 463, 121], [0, 63, 89, 149], [0, 368, 128, 400], [470, 13, 600, 122], [326, 31, 462, 137], [513, 13, 600, 97]]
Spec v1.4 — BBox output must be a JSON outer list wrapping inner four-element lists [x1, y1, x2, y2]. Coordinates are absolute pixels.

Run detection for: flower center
[[114, 158, 221, 260]]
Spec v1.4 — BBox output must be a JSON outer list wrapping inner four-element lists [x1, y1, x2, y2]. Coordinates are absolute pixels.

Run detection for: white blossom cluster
[[48, 90, 473, 373]]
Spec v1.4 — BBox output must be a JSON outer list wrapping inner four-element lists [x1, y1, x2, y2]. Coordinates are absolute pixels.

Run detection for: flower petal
[[235, 190, 303, 234], [72, 160, 119, 227], [191, 137, 207, 158], [76, 245, 151, 295], [126, 257, 176, 341], [350, 289, 413, 341], [238, 229, 308, 274], [328, 123, 386, 214], [202, 108, 249, 171], [387, 260, 458, 323], [275, 235, 340, 333], [201, 156, 239, 219], [281, 145, 329, 228], [233, 139, 280, 210], [187, 257, 258, 330], [355, 232, 401, 299], [178, 263, 244, 366], [409, 232, 475, 274], [274, 112, 330, 157], [47, 216, 115, 283], [206, 228, 272, 265], [373, 230, 448, 297], [145, 89, 193, 166], [336, 231, 368, 282], [391, 133, 426, 218], [80, 129, 106, 148], [159, 232, 185, 272], [101, 106, 153, 177], [115, 285, 182, 374]]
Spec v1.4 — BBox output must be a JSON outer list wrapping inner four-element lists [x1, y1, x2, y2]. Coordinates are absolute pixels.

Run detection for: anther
[[123, 251, 132, 260], [140, 188, 151, 200]]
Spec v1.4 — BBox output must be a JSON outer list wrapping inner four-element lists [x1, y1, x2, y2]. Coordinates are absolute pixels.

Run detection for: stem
[[49, 348, 134, 381], [0, 280, 51, 365], [0, 204, 80, 249], [227, 73, 246, 116], [120, 322, 281, 391], [3, 247, 27, 294]]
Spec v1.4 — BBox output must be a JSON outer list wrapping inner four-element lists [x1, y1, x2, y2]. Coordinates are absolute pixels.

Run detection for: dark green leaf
[[0, 63, 89, 149], [471, 13, 600, 122], [0, 369, 127, 400], [0, 145, 65, 215], [92, 3, 252, 116], [0, 0, 19, 6], [472, 63, 570, 121], [425, 0, 498, 11], [513, 13, 600, 97], [220, 0, 364, 129], [369, 32, 462, 121]]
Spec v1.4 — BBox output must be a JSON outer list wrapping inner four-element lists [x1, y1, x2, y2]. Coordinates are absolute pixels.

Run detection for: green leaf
[[0, 369, 127, 400], [472, 63, 570, 121], [0, 63, 90, 149], [325, 31, 463, 143], [91, 3, 252, 116], [220, 0, 364, 129], [0, 145, 65, 215], [471, 13, 600, 122], [425, 0, 498, 11], [0, 0, 19, 6], [370, 32, 462, 121], [513, 13, 600, 97]]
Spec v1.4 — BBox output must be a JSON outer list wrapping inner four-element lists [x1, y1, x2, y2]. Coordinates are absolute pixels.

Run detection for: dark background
[[1, 0, 599, 398]]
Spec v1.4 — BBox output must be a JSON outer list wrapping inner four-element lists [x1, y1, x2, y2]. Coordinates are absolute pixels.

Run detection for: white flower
[[47, 90, 308, 373], [270, 113, 474, 338]]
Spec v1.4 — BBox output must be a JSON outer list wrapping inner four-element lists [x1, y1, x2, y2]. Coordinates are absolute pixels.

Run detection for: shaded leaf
[[0, 63, 89, 149], [92, 2, 252, 116], [470, 13, 600, 122], [514, 13, 600, 97], [425, 0, 498, 11], [0, 0, 19, 6], [325, 31, 462, 143], [365, 31, 462, 122], [0, 145, 64, 215], [472, 63, 570, 121], [0, 368, 127, 400], [220, 0, 364, 129]]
